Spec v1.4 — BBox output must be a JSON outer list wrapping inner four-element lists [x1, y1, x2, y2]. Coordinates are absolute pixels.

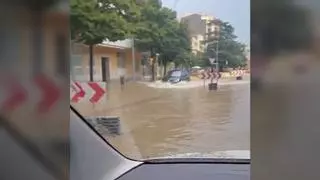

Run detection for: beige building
[[71, 39, 142, 82], [180, 13, 219, 54], [190, 34, 205, 54]]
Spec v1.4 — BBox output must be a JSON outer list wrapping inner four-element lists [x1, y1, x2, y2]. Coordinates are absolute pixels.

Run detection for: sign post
[[208, 58, 218, 91]]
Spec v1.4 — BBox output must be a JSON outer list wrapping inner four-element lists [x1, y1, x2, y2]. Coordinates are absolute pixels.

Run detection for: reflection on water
[[72, 82, 250, 159]]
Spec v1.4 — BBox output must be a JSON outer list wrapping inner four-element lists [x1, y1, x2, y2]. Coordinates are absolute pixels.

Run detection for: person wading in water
[[118, 68, 125, 90]]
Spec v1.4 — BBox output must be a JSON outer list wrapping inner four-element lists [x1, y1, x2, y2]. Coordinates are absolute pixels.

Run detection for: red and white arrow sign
[[87, 82, 105, 103], [233, 70, 245, 77], [199, 72, 220, 79], [70, 82, 107, 103], [34, 75, 60, 113], [0, 75, 61, 114], [0, 77, 27, 112], [71, 82, 85, 103]]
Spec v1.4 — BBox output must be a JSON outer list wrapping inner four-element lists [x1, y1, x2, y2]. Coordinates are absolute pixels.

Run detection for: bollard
[[96, 116, 121, 135], [208, 83, 218, 90], [236, 76, 243, 80]]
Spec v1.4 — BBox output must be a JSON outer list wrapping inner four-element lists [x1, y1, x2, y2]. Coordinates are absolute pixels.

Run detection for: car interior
[[70, 106, 250, 180]]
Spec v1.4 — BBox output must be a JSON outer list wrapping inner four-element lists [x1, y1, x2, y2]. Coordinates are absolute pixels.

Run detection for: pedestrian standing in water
[[120, 75, 125, 90], [118, 68, 126, 90]]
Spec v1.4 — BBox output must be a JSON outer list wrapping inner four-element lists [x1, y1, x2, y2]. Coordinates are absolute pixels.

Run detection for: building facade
[[181, 13, 219, 54], [190, 34, 205, 54], [71, 39, 142, 82]]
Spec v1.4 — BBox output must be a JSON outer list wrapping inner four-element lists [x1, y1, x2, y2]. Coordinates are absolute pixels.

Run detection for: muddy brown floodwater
[[72, 79, 250, 159]]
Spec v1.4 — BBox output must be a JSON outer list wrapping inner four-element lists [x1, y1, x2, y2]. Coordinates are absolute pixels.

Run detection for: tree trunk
[[151, 60, 155, 82], [150, 49, 155, 81], [89, 44, 94, 81], [174, 62, 179, 69], [163, 60, 167, 77]]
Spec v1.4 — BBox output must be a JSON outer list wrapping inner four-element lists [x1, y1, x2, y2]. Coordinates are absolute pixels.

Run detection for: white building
[[180, 13, 219, 54], [190, 34, 205, 54]]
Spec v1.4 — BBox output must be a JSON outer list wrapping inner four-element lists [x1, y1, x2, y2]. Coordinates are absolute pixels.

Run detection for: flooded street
[[72, 79, 250, 159]]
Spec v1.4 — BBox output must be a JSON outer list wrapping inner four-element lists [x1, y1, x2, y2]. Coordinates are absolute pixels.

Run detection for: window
[[170, 70, 181, 77]]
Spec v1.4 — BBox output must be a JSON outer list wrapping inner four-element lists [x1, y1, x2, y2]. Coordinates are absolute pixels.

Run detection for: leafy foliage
[[70, 0, 141, 45], [70, 0, 244, 78], [134, 1, 192, 73], [134, 3, 175, 54], [170, 22, 193, 67], [204, 21, 247, 68], [70, 0, 141, 80]]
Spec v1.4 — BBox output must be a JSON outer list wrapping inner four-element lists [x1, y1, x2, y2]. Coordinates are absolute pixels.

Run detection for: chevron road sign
[[70, 82, 107, 103], [0, 75, 61, 114], [199, 72, 220, 80]]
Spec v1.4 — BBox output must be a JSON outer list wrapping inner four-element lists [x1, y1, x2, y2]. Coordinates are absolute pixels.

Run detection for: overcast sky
[[161, 0, 250, 45]]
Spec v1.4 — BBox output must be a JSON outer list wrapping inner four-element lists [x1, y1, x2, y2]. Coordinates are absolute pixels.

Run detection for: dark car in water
[[162, 69, 190, 83]]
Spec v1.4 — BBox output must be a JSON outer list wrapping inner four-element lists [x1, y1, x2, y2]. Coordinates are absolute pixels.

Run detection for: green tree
[[134, 1, 176, 80], [70, 0, 140, 81], [204, 21, 247, 69], [186, 52, 203, 67], [135, 1, 192, 79], [170, 22, 193, 69]]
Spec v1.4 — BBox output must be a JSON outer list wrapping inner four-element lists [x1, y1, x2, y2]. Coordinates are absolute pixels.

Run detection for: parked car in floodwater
[[162, 69, 191, 83]]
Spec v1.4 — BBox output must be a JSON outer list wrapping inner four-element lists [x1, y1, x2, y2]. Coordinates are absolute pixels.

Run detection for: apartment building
[[181, 13, 219, 54], [190, 34, 205, 54]]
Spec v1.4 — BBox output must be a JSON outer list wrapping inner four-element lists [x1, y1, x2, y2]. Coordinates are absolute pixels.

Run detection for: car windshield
[[169, 70, 182, 77], [70, 0, 250, 160]]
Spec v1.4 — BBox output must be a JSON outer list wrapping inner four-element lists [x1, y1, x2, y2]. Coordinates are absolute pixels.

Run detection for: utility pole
[[216, 40, 219, 71], [213, 19, 221, 72], [207, 19, 221, 91]]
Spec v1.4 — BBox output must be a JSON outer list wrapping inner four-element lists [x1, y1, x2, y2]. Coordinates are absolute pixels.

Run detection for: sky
[[161, 0, 250, 46]]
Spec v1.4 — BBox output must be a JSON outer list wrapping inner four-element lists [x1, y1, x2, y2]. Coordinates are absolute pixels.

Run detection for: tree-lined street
[[70, 0, 250, 159], [71, 0, 249, 81]]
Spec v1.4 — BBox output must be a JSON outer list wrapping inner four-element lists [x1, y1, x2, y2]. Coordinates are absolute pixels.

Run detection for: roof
[[101, 39, 133, 49]]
